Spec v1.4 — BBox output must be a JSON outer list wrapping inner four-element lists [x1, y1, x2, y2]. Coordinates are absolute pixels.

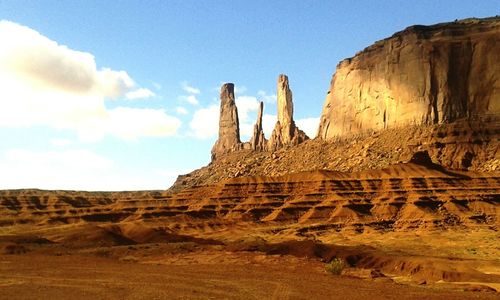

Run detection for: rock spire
[[268, 74, 308, 151], [250, 101, 266, 151], [211, 83, 241, 160]]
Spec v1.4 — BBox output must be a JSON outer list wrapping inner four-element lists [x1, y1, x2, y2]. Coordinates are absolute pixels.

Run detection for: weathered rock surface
[[268, 74, 308, 150], [250, 101, 267, 151], [211, 83, 241, 160], [174, 118, 500, 188], [2, 160, 499, 231], [318, 17, 500, 140]]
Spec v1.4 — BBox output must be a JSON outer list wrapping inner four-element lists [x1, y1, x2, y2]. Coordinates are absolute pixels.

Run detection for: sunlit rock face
[[211, 83, 242, 160], [268, 74, 308, 151], [318, 18, 500, 140]]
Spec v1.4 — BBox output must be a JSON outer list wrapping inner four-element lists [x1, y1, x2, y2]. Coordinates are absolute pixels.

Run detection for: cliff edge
[[318, 17, 500, 139]]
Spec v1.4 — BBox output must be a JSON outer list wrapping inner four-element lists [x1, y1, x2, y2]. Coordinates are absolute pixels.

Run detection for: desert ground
[[1, 157, 499, 299]]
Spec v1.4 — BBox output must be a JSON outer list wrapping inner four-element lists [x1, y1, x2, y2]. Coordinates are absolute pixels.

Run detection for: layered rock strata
[[2, 157, 498, 231], [268, 74, 308, 151], [317, 17, 500, 140], [211, 83, 242, 160]]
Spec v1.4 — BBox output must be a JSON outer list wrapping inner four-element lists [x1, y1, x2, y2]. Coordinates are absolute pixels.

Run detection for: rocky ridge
[[175, 118, 499, 189], [1, 152, 498, 232]]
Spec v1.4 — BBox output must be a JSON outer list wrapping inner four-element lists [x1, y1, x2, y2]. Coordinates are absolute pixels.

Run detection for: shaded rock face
[[250, 101, 267, 151], [211, 83, 241, 160], [318, 18, 500, 140], [268, 74, 308, 151]]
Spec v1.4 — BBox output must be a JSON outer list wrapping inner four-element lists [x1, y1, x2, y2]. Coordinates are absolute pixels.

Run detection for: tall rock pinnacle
[[277, 74, 294, 139], [268, 74, 308, 151], [250, 101, 266, 151], [211, 83, 241, 160]]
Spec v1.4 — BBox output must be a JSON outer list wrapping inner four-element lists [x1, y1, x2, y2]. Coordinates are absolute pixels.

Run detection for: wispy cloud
[[125, 88, 155, 100], [181, 81, 200, 94], [257, 90, 277, 103], [235, 85, 247, 94], [0, 20, 181, 141], [176, 106, 189, 115]]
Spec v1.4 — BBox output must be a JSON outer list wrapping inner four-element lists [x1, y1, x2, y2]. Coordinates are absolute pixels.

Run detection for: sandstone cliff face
[[211, 83, 241, 159], [318, 18, 500, 140], [268, 74, 308, 150], [250, 101, 266, 151]]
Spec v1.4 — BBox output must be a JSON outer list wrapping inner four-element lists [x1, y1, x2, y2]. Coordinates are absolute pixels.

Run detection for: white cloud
[[0, 20, 180, 141], [181, 81, 200, 94], [179, 94, 199, 106], [189, 105, 219, 139], [125, 88, 155, 100], [176, 106, 189, 115], [235, 85, 247, 94], [262, 114, 276, 138], [257, 90, 277, 103], [0, 148, 181, 190], [106, 107, 181, 141], [235, 96, 260, 138], [296, 117, 319, 138], [6, 148, 113, 170], [0, 20, 134, 98], [186, 95, 199, 105], [152, 82, 162, 90], [50, 138, 72, 147]]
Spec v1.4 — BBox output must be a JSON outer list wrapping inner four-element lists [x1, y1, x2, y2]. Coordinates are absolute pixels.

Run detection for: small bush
[[325, 258, 345, 275]]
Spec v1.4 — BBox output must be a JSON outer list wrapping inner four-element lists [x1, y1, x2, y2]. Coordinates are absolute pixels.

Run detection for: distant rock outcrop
[[268, 74, 308, 151], [250, 101, 266, 151], [211, 83, 242, 160], [211, 75, 309, 160], [317, 17, 500, 140]]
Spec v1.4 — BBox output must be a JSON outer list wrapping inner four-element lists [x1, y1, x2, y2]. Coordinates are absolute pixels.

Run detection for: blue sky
[[0, 1, 498, 190]]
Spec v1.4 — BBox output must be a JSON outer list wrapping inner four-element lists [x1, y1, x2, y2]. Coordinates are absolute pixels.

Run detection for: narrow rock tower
[[250, 101, 266, 151], [268, 74, 308, 151], [211, 83, 241, 160]]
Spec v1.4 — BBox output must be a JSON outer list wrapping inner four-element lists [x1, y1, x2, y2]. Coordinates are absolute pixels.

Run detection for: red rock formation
[[268, 74, 308, 150], [250, 101, 266, 151], [211, 83, 242, 160], [317, 17, 500, 140]]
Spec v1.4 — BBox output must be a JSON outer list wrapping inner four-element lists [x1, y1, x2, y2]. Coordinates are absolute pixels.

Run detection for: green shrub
[[325, 258, 345, 275]]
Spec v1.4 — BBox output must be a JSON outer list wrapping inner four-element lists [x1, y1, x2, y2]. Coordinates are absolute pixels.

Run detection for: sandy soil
[[1, 252, 498, 300]]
